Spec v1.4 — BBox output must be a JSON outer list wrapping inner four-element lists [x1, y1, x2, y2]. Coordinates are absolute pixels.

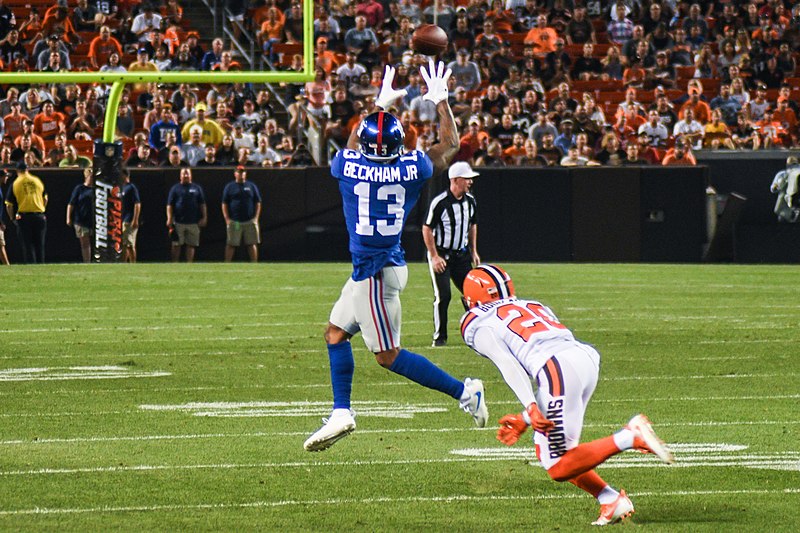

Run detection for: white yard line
[[7, 335, 281, 345], [0, 393, 797, 418], [2, 420, 800, 446], [0, 488, 797, 516]]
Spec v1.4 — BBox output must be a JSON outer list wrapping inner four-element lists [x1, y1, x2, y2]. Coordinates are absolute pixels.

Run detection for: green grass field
[[0, 263, 798, 531]]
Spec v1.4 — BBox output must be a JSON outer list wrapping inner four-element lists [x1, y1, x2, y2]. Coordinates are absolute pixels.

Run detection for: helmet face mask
[[463, 264, 515, 309], [358, 111, 405, 162]]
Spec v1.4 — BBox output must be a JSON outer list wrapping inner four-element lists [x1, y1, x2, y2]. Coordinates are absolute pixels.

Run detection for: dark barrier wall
[[2, 165, 708, 264], [473, 166, 707, 263]]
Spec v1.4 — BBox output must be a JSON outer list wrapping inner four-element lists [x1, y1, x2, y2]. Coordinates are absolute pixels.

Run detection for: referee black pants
[[428, 248, 472, 343], [16, 213, 47, 264]]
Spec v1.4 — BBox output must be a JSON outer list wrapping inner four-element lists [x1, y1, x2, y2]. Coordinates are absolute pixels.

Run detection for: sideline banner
[[92, 140, 124, 262]]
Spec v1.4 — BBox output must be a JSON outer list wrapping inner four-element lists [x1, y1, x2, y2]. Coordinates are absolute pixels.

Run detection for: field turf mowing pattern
[[0, 263, 798, 531]]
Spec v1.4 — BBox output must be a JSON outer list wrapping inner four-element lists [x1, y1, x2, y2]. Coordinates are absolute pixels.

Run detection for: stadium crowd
[[0, 0, 798, 169]]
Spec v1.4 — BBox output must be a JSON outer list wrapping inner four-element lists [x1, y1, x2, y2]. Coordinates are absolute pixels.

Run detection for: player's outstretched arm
[[421, 60, 459, 175], [346, 122, 360, 150]]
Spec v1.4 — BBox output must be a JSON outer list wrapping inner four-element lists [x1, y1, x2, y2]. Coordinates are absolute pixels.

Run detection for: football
[[411, 24, 448, 56]]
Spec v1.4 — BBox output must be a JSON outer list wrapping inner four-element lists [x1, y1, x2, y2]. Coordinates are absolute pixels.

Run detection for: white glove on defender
[[375, 65, 408, 110], [421, 59, 452, 105]]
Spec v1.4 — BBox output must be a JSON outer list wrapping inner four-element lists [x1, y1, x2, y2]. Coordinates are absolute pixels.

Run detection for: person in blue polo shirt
[[121, 168, 142, 263], [66, 167, 95, 263], [221, 165, 261, 262], [166, 167, 207, 263]]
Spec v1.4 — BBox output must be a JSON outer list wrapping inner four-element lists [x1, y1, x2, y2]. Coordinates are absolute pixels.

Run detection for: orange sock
[[569, 469, 608, 497], [548, 436, 621, 482]]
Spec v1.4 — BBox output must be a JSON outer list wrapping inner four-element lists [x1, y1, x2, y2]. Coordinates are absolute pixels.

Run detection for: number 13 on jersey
[[354, 182, 406, 236]]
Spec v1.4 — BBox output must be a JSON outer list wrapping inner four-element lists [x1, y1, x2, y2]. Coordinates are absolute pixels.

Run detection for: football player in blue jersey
[[304, 60, 489, 452]]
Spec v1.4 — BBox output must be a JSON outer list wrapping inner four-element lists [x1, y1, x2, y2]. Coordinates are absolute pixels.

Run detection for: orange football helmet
[[462, 264, 515, 308]]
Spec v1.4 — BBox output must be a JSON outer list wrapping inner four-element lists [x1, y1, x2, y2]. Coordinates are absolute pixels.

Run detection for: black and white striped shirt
[[424, 190, 478, 251]]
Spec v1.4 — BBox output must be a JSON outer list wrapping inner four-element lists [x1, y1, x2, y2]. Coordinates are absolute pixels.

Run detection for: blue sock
[[328, 342, 354, 410], [389, 349, 464, 400]]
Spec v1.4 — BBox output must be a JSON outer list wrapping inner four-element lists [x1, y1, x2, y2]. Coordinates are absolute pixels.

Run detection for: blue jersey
[[167, 182, 206, 224], [331, 148, 434, 281], [222, 180, 262, 222], [68, 183, 95, 227], [121, 182, 141, 223]]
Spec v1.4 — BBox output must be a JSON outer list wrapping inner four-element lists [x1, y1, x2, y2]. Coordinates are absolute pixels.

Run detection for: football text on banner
[[93, 140, 124, 263]]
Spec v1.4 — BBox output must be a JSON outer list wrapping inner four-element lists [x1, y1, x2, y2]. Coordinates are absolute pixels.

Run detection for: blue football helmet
[[357, 111, 405, 162]]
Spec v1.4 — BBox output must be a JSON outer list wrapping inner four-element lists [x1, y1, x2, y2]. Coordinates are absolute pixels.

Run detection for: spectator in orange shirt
[[253, 1, 283, 28], [258, 7, 284, 59], [474, 19, 503, 61], [3, 101, 26, 140], [399, 110, 418, 151], [524, 14, 559, 56], [486, 0, 515, 33], [772, 97, 798, 145], [42, 4, 81, 44], [88, 25, 123, 70], [679, 88, 712, 124], [162, 0, 183, 25], [314, 37, 340, 75], [15, 118, 46, 153], [622, 60, 646, 89], [502, 132, 527, 164], [17, 8, 43, 44], [33, 102, 66, 141], [755, 109, 785, 149], [662, 140, 697, 166], [460, 117, 489, 154]]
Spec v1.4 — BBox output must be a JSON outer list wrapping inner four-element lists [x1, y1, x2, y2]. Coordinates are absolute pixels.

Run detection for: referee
[[4, 161, 47, 264], [422, 161, 480, 347]]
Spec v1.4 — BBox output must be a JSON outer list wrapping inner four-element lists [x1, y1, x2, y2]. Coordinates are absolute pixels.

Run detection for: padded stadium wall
[[8, 159, 799, 263]]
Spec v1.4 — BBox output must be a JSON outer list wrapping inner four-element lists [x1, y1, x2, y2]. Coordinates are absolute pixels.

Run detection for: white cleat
[[460, 378, 488, 427], [627, 413, 675, 464], [592, 490, 634, 526], [303, 409, 356, 452]]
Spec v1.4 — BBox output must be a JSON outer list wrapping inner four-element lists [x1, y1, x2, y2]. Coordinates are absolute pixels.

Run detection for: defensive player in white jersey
[[304, 61, 488, 452], [459, 264, 675, 526]]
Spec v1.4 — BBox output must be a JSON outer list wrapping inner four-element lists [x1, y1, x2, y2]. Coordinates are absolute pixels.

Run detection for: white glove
[[421, 59, 451, 105], [374, 65, 408, 110]]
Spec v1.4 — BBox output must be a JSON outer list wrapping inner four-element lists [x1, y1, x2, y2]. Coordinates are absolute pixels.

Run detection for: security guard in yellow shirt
[[4, 161, 48, 263]]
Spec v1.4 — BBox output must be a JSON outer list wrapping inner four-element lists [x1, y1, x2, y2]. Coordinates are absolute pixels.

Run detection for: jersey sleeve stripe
[[460, 311, 478, 339]]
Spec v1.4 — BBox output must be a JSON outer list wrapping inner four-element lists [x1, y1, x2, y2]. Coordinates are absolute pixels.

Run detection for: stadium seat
[[676, 66, 695, 80], [570, 79, 624, 92]]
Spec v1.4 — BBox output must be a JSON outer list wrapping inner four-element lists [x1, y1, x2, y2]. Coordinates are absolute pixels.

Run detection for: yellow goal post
[[0, 0, 315, 143]]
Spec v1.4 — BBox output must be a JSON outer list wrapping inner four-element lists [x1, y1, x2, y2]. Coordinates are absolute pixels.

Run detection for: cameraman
[[770, 156, 800, 223]]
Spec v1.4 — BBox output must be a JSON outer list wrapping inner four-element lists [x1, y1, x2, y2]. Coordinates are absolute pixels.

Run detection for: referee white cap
[[449, 161, 479, 179]]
